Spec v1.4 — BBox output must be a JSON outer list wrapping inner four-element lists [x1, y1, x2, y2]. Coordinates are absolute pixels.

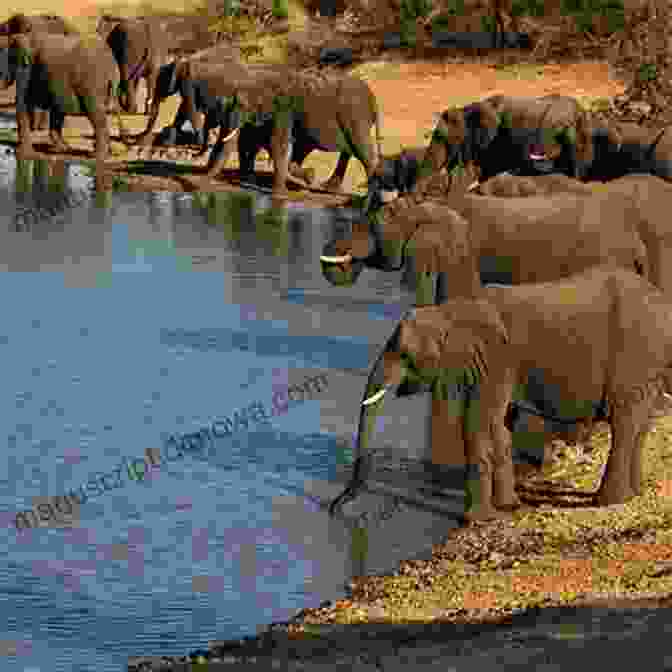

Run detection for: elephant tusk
[[664, 393, 672, 401], [362, 387, 387, 406], [466, 180, 480, 191], [221, 127, 240, 143], [320, 253, 353, 264]]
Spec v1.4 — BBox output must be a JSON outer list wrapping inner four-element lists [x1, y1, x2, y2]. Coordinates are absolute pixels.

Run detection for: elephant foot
[[271, 187, 290, 199], [288, 162, 315, 185], [493, 492, 521, 510], [514, 462, 540, 483], [595, 484, 635, 507], [320, 176, 345, 192]]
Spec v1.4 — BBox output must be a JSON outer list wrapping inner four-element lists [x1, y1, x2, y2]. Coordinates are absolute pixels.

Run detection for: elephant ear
[[404, 208, 480, 297], [435, 299, 509, 385], [464, 101, 500, 162], [401, 299, 509, 389]]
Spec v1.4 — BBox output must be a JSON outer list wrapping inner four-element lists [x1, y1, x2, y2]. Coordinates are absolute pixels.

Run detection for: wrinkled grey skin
[[582, 122, 672, 182]]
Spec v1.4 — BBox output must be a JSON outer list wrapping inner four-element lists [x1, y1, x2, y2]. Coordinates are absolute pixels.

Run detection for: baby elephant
[[330, 266, 672, 521]]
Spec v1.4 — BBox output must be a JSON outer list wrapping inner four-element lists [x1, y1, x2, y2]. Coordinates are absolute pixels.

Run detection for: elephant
[[232, 72, 383, 191], [422, 94, 595, 183], [0, 13, 74, 131], [581, 121, 672, 182], [470, 173, 672, 298], [0, 32, 126, 161], [0, 13, 74, 36], [132, 59, 382, 196], [320, 189, 649, 305], [474, 171, 596, 196], [97, 16, 169, 115], [329, 266, 672, 520], [363, 146, 439, 210]]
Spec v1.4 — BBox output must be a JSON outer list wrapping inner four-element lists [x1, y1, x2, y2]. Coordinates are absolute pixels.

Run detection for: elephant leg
[[144, 68, 158, 116], [32, 108, 49, 131], [206, 126, 237, 179], [286, 142, 315, 184], [237, 122, 263, 180], [118, 61, 132, 113], [48, 108, 69, 152], [322, 153, 350, 191], [126, 76, 141, 115], [90, 106, 111, 162], [463, 371, 519, 521], [597, 399, 646, 505], [269, 122, 291, 197], [14, 66, 36, 156]]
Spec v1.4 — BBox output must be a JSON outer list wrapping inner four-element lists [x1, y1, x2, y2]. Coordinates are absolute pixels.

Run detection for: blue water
[[0, 160, 413, 672]]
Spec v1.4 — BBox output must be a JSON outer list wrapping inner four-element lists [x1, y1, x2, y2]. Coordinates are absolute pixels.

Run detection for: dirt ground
[[0, 57, 625, 206]]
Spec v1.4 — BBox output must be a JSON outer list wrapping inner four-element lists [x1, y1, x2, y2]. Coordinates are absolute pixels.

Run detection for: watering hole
[[0, 137, 464, 671]]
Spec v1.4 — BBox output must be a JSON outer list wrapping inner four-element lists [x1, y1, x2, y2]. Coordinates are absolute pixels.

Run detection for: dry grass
[[291, 411, 672, 627]]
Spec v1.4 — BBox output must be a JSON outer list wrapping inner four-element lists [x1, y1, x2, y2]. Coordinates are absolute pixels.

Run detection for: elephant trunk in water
[[329, 325, 404, 515], [329, 303, 507, 518]]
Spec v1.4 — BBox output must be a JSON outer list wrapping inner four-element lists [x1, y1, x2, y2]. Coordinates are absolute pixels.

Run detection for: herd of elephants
[[4, 12, 672, 524]]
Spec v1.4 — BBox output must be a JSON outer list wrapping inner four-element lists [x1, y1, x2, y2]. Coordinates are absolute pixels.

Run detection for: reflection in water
[[13, 159, 89, 233]]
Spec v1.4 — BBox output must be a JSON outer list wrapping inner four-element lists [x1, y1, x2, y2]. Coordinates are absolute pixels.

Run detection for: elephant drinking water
[[330, 267, 672, 520]]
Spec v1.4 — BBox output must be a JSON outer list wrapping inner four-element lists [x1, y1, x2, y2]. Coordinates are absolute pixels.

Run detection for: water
[[0, 151, 460, 671]]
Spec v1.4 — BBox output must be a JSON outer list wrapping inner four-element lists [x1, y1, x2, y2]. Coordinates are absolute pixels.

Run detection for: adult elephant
[[131, 59, 382, 196], [471, 173, 672, 297], [422, 94, 595, 183], [581, 121, 672, 182], [0, 31, 126, 161], [233, 71, 383, 192], [319, 189, 649, 304], [97, 15, 169, 115], [0, 13, 74, 131], [329, 266, 672, 519]]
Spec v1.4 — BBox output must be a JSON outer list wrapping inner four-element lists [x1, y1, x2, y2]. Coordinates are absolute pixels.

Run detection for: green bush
[[272, 0, 289, 19], [638, 63, 658, 83], [560, 0, 625, 33]]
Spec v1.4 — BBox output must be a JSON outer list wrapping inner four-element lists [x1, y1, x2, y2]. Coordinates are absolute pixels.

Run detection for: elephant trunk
[[329, 323, 405, 515]]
